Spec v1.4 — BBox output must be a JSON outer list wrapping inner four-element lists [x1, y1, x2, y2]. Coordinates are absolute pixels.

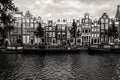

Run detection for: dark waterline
[[0, 52, 120, 80]]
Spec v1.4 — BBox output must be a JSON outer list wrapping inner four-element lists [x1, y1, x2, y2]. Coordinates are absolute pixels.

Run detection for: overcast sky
[[13, 0, 120, 21]]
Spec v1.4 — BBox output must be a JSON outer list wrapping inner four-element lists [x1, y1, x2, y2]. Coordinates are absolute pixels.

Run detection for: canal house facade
[[45, 20, 56, 46], [9, 11, 43, 47], [99, 13, 110, 44], [9, 12, 23, 46], [115, 5, 120, 41], [81, 13, 92, 47], [56, 19, 67, 47], [22, 11, 38, 46], [91, 20, 100, 45]]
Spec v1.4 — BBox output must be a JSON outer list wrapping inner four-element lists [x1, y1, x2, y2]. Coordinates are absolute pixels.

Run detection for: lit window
[[49, 32, 52, 37], [62, 25, 65, 31], [101, 19, 104, 23], [105, 19, 109, 23], [26, 19, 29, 22], [97, 34, 99, 37], [105, 24, 109, 29], [101, 24, 104, 29], [85, 19, 88, 23], [53, 32, 55, 37], [49, 27, 52, 31]]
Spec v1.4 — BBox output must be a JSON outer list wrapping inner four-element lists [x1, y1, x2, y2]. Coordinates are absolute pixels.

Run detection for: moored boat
[[88, 44, 120, 53], [88, 44, 112, 53], [0, 49, 23, 54], [22, 48, 81, 53], [0, 46, 23, 54], [0, 45, 81, 54]]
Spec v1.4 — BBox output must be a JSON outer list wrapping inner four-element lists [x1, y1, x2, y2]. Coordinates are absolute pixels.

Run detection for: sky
[[13, 0, 120, 21]]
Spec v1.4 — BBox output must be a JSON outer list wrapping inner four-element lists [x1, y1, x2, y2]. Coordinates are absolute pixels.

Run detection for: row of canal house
[[7, 5, 120, 47], [45, 19, 68, 47], [8, 11, 44, 48], [44, 11, 120, 47]]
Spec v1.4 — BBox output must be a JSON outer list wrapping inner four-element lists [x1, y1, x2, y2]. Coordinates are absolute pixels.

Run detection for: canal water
[[0, 52, 120, 80]]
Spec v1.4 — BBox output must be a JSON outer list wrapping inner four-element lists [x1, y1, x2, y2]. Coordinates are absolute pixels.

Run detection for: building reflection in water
[[0, 53, 119, 80]]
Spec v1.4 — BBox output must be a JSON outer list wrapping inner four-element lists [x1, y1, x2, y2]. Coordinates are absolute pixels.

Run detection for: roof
[[115, 5, 120, 19]]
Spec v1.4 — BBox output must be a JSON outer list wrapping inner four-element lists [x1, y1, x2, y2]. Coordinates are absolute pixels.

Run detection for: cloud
[[13, 0, 120, 21]]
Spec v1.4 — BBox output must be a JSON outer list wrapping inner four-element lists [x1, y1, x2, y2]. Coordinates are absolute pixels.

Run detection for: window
[[97, 34, 99, 37], [23, 19, 26, 22], [53, 39, 56, 43], [85, 19, 88, 23], [17, 18, 21, 23], [35, 24, 38, 28], [46, 27, 49, 31], [105, 19, 109, 23], [31, 19, 33, 22], [92, 29, 94, 32], [58, 33, 61, 38], [46, 32, 49, 37], [53, 32, 55, 37], [23, 23, 25, 28], [101, 24, 104, 29], [57, 25, 61, 31], [52, 27, 55, 31], [105, 24, 109, 29], [101, 19, 104, 23], [62, 33, 65, 38], [85, 29, 88, 33], [14, 23, 17, 28], [48, 32, 51, 37], [31, 23, 34, 28], [97, 28, 100, 32], [49, 27, 52, 31], [94, 29, 96, 32], [62, 25, 65, 31], [82, 30, 84, 33], [49, 39, 52, 42], [94, 34, 96, 37], [18, 29, 21, 34], [46, 38, 49, 43], [26, 19, 29, 22]]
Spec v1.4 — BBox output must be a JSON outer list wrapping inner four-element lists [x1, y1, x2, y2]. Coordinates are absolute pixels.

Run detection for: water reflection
[[0, 53, 119, 80]]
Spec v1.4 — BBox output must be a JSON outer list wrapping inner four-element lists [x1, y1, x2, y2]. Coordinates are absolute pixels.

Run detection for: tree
[[0, 0, 17, 45], [34, 22, 45, 48], [76, 29, 82, 37], [34, 22, 44, 37], [108, 19, 118, 43], [69, 19, 77, 44]]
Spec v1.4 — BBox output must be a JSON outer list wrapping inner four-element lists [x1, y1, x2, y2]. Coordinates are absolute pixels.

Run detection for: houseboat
[[0, 45, 81, 54], [0, 45, 23, 54], [88, 44, 120, 53]]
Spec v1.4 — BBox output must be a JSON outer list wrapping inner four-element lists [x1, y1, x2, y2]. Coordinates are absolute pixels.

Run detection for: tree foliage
[[108, 19, 118, 39], [0, 0, 17, 44], [69, 19, 77, 38], [34, 22, 44, 37]]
